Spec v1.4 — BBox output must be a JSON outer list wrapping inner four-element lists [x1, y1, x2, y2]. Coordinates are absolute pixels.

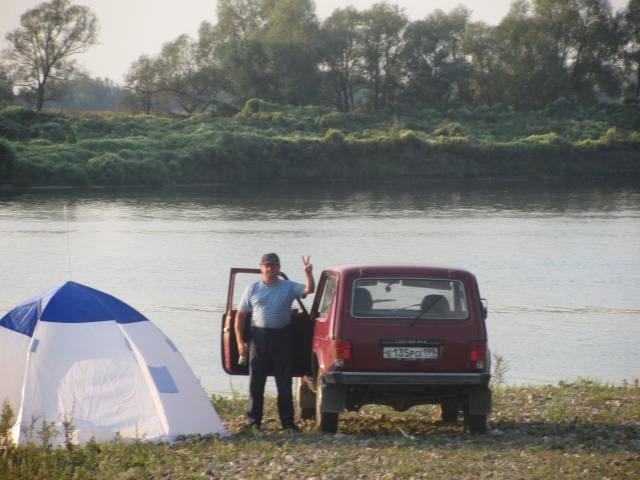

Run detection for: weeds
[[1, 382, 638, 479], [491, 352, 511, 388]]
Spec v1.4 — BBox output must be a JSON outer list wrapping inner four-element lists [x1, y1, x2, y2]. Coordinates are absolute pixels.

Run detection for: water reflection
[[2, 179, 639, 216], [1, 180, 639, 392]]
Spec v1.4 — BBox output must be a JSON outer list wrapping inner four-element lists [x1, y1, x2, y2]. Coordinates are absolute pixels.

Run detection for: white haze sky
[[0, 0, 629, 84]]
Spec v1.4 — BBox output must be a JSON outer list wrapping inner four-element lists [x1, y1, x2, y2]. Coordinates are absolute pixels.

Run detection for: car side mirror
[[481, 298, 488, 319]]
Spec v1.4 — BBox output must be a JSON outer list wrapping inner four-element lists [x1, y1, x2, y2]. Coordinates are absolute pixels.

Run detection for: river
[[1, 180, 639, 396]]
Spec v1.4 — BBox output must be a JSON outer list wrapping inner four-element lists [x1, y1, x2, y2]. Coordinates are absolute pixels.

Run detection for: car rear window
[[351, 277, 468, 320]]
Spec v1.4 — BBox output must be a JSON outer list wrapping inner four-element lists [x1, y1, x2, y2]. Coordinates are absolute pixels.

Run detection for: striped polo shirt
[[239, 279, 305, 329]]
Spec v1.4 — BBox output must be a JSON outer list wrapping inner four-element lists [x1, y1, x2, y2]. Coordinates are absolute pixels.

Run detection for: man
[[235, 253, 315, 431]]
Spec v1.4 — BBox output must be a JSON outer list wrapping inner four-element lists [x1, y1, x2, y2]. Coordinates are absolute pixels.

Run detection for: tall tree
[[360, 2, 408, 111], [121, 55, 163, 114], [0, 65, 14, 107], [320, 7, 366, 111], [258, 0, 321, 104], [154, 34, 225, 114], [1, 0, 98, 111], [533, 0, 621, 102], [493, 0, 621, 109], [463, 21, 505, 106], [492, 0, 552, 109], [202, 0, 266, 101], [401, 6, 472, 109], [621, 0, 640, 102]]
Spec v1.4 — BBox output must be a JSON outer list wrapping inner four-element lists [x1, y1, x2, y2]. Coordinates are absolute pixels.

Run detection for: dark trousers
[[247, 325, 294, 427]]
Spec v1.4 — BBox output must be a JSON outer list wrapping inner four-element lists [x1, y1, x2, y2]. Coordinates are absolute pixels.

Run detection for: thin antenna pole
[[64, 204, 71, 279]]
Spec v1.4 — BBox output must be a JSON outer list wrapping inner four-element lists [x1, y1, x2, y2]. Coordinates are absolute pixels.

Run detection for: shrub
[[242, 98, 263, 115], [31, 121, 68, 143], [87, 153, 125, 185], [0, 138, 15, 182], [544, 97, 577, 117], [433, 122, 463, 137], [322, 128, 346, 144], [122, 158, 170, 186], [316, 111, 345, 129], [398, 130, 424, 149], [50, 162, 88, 186], [522, 132, 570, 146], [599, 127, 625, 144]]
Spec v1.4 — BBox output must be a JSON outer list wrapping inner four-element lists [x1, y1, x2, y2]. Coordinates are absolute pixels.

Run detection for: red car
[[221, 264, 492, 434]]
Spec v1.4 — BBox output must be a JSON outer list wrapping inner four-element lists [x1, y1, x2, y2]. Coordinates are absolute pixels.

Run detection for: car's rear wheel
[[316, 375, 339, 433], [463, 409, 487, 434], [440, 401, 459, 423], [295, 377, 316, 420]]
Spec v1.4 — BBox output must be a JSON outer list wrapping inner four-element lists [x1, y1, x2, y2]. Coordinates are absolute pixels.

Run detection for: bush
[[0, 138, 15, 182], [521, 132, 570, 146], [433, 122, 463, 137], [322, 128, 346, 144], [599, 127, 626, 144], [87, 153, 126, 185], [122, 158, 170, 186], [544, 97, 576, 116]]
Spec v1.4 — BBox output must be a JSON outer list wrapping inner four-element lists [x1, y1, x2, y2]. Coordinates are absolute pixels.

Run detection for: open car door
[[220, 268, 314, 376]]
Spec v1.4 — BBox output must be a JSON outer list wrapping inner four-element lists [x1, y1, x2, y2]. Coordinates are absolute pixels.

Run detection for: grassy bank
[[0, 101, 639, 187], [1, 380, 638, 479]]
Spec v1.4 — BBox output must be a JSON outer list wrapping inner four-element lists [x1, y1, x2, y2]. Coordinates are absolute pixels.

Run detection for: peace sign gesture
[[301, 255, 313, 273]]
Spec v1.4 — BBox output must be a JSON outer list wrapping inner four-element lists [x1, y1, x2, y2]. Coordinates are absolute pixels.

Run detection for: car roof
[[323, 264, 475, 278]]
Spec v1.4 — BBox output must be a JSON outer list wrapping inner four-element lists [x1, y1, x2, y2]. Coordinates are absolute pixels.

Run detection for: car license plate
[[383, 346, 439, 361]]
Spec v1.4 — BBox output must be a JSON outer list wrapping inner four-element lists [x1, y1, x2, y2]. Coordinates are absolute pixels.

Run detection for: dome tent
[[0, 281, 227, 445]]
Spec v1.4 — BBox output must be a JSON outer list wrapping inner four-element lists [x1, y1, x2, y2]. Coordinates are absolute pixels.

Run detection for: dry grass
[[1, 379, 639, 479]]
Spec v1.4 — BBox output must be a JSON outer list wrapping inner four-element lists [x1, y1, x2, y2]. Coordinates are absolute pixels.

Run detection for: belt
[[252, 324, 291, 333]]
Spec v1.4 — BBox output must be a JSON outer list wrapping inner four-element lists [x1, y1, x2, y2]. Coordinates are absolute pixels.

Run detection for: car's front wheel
[[316, 375, 339, 433]]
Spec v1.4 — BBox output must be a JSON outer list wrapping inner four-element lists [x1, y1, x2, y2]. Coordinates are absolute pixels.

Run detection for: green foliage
[[521, 132, 570, 146], [600, 127, 626, 144], [4, 0, 99, 111], [241, 98, 264, 115], [544, 97, 577, 117], [1, 103, 639, 187], [0, 138, 15, 182], [87, 153, 126, 184], [433, 122, 463, 137], [1, 402, 14, 453], [322, 128, 346, 144]]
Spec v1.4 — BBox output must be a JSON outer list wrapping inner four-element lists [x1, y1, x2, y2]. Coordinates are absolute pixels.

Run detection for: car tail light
[[469, 342, 487, 370], [333, 340, 352, 367]]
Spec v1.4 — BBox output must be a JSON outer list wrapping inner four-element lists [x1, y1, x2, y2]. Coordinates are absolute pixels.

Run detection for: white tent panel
[[1, 281, 228, 446], [120, 321, 226, 439], [0, 327, 31, 413], [14, 321, 163, 445]]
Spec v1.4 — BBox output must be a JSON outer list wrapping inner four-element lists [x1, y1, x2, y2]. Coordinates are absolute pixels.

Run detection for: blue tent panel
[[0, 301, 40, 337], [148, 366, 179, 394], [41, 282, 147, 324], [0, 282, 147, 336]]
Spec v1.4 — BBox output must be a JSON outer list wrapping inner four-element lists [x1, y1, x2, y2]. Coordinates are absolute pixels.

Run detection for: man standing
[[235, 253, 315, 430]]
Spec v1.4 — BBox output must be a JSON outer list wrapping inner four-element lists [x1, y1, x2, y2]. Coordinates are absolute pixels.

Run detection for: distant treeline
[[1, 0, 640, 115], [0, 100, 638, 187]]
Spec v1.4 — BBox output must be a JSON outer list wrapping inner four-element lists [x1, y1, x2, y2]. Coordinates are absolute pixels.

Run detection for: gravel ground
[[2, 381, 639, 479]]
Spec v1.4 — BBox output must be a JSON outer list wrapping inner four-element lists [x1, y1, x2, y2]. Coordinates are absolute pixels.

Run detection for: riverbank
[[0, 102, 639, 187], [1, 380, 638, 479]]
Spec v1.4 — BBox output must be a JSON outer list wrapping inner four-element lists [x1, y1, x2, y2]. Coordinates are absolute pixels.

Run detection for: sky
[[0, 0, 630, 84]]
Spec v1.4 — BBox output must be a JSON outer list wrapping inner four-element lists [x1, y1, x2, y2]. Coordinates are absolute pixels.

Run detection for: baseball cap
[[260, 252, 280, 265]]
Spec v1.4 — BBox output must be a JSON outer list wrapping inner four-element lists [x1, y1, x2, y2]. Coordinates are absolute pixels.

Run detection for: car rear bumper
[[324, 371, 491, 387]]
